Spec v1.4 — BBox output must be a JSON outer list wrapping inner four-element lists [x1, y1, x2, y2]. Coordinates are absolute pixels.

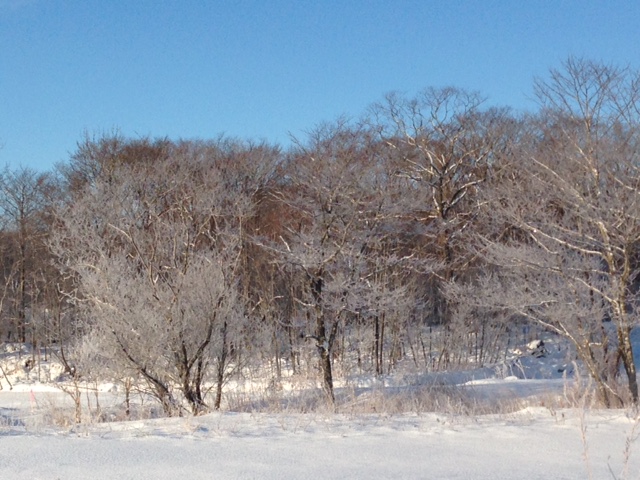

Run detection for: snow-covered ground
[[1, 336, 639, 479], [1, 406, 639, 479]]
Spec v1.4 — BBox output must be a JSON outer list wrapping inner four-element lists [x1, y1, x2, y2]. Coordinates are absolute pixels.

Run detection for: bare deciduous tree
[[373, 88, 511, 325], [52, 138, 266, 415], [0, 166, 54, 345], [263, 121, 423, 403], [453, 58, 640, 405]]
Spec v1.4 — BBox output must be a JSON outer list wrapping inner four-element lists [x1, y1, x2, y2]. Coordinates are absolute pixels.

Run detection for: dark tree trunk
[[311, 271, 335, 405], [214, 321, 228, 410], [315, 313, 335, 404], [618, 327, 638, 404]]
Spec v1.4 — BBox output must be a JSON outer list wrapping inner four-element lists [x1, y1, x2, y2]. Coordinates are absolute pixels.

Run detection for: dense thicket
[[2, 58, 640, 413]]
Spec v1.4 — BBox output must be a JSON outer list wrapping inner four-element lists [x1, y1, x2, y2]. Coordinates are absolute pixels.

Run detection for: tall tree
[[452, 58, 640, 405], [373, 88, 511, 325], [52, 137, 269, 414], [0, 166, 53, 343], [265, 121, 419, 403]]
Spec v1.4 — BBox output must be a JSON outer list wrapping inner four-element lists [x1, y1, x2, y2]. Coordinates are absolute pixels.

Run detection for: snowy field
[[1, 336, 639, 479], [1, 400, 639, 479]]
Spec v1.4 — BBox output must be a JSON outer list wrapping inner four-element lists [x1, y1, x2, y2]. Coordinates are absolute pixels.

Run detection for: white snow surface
[[1, 404, 639, 479], [1, 334, 639, 479]]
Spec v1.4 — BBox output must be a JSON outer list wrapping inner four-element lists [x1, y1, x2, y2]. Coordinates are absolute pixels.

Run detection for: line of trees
[[1, 58, 639, 413]]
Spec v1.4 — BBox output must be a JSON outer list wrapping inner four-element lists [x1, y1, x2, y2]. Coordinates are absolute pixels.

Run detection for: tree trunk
[[314, 312, 334, 404], [18, 241, 27, 343], [618, 327, 638, 404], [374, 315, 381, 375], [287, 326, 297, 375], [311, 273, 335, 405], [214, 321, 228, 410]]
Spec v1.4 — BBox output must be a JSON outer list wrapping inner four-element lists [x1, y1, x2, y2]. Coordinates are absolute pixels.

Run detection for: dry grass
[[223, 378, 555, 418]]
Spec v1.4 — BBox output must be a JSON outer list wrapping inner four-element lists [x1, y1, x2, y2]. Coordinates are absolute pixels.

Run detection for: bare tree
[[372, 88, 512, 325], [0, 166, 53, 345], [262, 121, 421, 403], [58, 133, 172, 194], [52, 138, 267, 415], [453, 58, 640, 405]]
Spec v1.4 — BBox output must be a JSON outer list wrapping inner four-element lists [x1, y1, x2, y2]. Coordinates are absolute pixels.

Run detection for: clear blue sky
[[1, 0, 639, 171]]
